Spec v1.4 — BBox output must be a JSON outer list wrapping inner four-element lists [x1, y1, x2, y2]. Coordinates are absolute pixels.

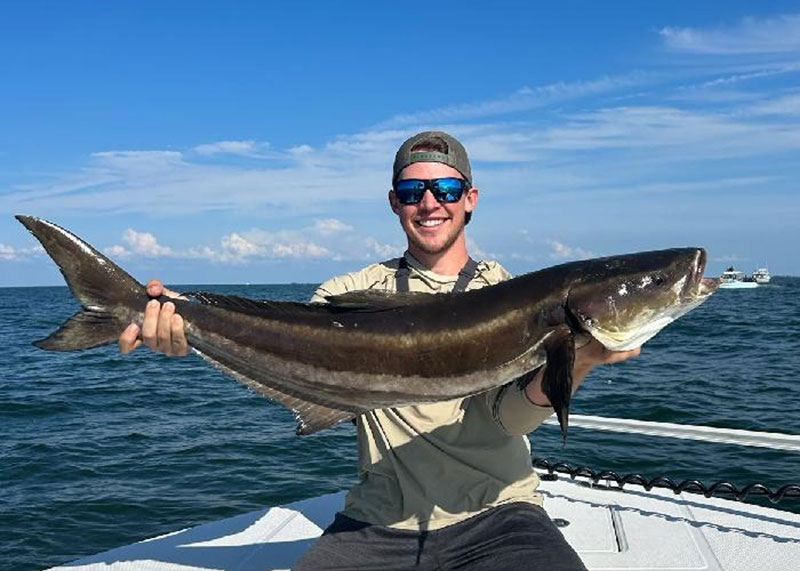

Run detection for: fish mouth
[[681, 249, 717, 299]]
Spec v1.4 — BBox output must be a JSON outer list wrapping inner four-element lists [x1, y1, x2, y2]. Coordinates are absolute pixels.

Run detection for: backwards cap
[[392, 131, 472, 185]]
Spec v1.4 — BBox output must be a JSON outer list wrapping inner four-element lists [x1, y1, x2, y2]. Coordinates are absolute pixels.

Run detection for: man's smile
[[416, 218, 447, 228]]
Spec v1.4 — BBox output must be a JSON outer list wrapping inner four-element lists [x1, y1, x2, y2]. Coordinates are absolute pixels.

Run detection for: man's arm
[[489, 339, 640, 435], [525, 339, 640, 407], [118, 280, 189, 357]]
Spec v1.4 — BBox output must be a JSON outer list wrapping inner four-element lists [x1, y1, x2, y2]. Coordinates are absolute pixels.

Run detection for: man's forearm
[[524, 363, 594, 407]]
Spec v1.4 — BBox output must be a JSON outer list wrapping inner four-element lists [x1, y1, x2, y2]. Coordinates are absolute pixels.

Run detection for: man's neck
[[407, 242, 470, 276]]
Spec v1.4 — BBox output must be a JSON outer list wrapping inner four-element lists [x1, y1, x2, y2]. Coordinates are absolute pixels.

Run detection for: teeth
[[418, 219, 444, 227]]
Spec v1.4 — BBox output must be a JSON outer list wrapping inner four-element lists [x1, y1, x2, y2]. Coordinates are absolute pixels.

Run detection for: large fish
[[17, 215, 717, 439]]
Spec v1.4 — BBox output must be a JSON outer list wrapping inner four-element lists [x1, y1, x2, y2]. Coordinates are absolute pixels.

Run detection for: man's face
[[389, 161, 478, 258]]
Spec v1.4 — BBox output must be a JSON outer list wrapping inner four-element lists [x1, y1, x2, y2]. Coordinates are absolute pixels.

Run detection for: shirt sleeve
[[311, 273, 360, 303], [485, 378, 555, 436]]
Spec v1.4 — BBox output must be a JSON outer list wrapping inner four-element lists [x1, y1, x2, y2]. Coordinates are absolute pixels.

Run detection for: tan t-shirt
[[312, 253, 555, 531]]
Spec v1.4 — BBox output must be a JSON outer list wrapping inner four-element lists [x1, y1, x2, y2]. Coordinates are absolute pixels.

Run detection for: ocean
[[1, 279, 799, 570]]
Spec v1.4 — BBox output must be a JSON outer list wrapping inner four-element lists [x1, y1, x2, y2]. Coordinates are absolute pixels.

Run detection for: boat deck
[[52, 473, 800, 571]]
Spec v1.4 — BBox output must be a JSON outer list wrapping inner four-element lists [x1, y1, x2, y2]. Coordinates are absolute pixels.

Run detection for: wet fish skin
[[16, 215, 717, 439]]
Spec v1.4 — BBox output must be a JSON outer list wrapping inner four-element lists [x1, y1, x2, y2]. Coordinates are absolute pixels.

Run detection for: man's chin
[[409, 233, 459, 257]]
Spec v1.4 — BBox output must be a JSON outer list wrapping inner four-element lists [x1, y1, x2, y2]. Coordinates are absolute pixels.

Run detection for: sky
[[1, 1, 799, 286]]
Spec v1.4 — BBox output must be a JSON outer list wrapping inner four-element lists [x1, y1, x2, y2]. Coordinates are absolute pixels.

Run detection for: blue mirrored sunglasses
[[393, 177, 469, 205]]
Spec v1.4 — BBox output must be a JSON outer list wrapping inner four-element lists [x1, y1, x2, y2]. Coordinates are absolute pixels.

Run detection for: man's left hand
[[525, 339, 640, 407]]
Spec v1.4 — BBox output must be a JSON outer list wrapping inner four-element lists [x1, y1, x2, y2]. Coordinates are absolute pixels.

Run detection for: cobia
[[17, 215, 718, 439]]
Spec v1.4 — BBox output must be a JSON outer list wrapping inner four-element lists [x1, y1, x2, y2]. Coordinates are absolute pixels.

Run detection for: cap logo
[[408, 151, 451, 164]]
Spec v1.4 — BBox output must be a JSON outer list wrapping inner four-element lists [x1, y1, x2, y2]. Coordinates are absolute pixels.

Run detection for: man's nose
[[418, 189, 440, 209]]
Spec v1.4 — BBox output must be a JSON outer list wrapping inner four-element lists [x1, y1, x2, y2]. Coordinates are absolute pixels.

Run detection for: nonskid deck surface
[[52, 475, 800, 571]]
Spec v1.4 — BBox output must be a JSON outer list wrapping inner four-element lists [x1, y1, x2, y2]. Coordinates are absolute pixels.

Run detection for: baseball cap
[[392, 131, 472, 185]]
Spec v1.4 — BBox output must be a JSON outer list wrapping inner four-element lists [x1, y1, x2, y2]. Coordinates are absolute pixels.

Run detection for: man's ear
[[388, 189, 401, 214], [465, 186, 479, 213]]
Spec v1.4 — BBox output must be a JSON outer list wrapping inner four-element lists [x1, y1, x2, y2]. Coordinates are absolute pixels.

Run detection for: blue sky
[[2, 1, 799, 286]]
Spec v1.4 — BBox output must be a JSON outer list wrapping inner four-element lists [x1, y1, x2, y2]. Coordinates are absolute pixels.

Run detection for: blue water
[[2, 280, 799, 570]]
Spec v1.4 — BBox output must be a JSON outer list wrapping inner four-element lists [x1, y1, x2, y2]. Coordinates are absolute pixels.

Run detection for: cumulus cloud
[[547, 239, 595, 260], [0, 243, 45, 261], [660, 13, 800, 55], [97, 218, 402, 264], [122, 229, 174, 257], [104, 244, 130, 258], [218, 230, 329, 261], [312, 218, 354, 236], [0, 244, 17, 260]]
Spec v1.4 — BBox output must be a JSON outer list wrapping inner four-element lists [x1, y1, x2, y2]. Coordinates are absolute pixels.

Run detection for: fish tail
[[16, 215, 147, 351]]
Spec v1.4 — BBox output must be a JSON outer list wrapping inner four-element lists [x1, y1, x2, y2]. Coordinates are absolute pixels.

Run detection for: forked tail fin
[[16, 215, 147, 351]]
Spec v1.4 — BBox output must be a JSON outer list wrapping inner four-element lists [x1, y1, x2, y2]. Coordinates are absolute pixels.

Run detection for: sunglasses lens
[[431, 178, 466, 202], [394, 179, 426, 204], [394, 178, 467, 204]]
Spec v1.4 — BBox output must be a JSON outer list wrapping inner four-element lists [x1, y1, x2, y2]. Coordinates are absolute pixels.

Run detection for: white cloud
[[95, 218, 404, 264], [312, 218, 353, 236], [193, 140, 274, 157], [547, 239, 595, 261], [660, 13, 800, 55], [91, 151, 185, 172], [376, 75, 648, 128], [363, 237, 403, 259], [194, 140, 255, 155], [0, 243, 44, 260], [746, 91, 800, 116], [0, 244, 17, 260], [104, 244, 130, 258], [122, 229, 174, 257]]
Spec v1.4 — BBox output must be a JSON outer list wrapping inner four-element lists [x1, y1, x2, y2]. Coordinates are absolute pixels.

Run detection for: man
[[119, 131, 639, 570]]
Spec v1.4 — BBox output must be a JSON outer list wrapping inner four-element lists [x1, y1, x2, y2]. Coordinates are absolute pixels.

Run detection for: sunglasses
[[393, 177, 469, 205]]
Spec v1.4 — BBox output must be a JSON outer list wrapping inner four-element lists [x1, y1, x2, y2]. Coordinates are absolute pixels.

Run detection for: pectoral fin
[[541, 325, 575, 442]]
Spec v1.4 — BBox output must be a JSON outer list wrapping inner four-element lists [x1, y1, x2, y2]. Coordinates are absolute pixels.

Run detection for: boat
[[753, 267, 771, 284], [50, 415, 800, 571], [719, 267, 758, 289]]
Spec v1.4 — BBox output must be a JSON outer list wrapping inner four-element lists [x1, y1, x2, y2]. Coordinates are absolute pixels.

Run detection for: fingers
[[575, 339, 641, 369], [155, 302, 188, 356], [118, 323, 142, 354], [120, 280, 187, 357], [602, 346, 641, 364], [171, 313, 189, 356], [141, 299, 161, 351]]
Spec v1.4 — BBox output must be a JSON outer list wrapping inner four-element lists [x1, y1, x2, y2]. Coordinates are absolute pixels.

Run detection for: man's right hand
[[118, 280, 189, 357]]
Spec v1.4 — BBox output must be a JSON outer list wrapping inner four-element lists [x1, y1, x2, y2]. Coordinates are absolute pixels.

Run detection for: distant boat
[[719, 266, 758, 289], [752, 267, 771, 284]]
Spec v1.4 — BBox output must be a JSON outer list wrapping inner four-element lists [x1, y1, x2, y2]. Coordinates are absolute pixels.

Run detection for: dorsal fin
[[183, 291, 316, 317], [325, 290, 439, 310]]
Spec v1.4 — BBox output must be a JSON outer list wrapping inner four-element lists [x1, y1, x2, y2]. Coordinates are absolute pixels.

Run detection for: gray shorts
[[293, 502, 587, 570]]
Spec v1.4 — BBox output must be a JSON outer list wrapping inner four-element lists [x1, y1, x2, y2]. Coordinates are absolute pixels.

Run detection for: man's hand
[[525, 339, 640, 407], [118, 280, 189, 357]]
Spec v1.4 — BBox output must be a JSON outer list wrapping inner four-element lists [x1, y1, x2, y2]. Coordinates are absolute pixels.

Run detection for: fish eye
[[654, 276, 665, 285]]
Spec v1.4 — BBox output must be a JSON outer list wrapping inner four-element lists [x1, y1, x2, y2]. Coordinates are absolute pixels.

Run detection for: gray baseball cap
[[392, 131, 472, 185]]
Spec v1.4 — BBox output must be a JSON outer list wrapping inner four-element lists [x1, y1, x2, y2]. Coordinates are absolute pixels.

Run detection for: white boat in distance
[[753, 267, 771, 284], [719, 267, 758, 289]]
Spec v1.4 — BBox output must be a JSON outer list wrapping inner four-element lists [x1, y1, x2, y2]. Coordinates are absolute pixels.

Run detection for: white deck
[[52, 474, 800, 571]]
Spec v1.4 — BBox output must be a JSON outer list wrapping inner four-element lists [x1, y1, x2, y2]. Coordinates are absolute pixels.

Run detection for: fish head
[[565, 248, 718, 351]]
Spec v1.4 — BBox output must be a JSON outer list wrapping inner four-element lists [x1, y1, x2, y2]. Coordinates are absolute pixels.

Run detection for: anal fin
[[192, 349, 356, 434]]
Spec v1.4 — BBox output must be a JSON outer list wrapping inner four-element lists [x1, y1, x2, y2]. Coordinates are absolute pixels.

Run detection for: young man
[[119, 131, 639, 570]]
